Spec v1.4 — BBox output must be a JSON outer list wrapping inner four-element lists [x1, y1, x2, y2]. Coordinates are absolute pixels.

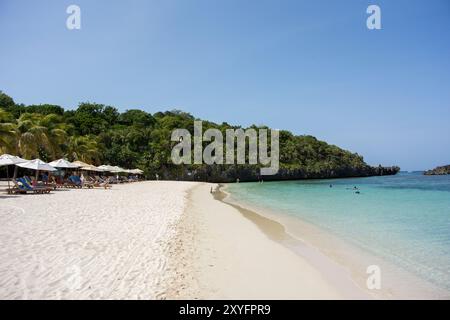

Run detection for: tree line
[[0, 91, 399, 181]]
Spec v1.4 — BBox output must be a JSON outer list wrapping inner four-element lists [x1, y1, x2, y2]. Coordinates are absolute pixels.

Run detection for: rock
[[424, 165, 450, 175]]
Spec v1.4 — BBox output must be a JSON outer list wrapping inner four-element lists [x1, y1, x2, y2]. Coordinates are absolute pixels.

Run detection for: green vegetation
[[0, 91, 399, 181]]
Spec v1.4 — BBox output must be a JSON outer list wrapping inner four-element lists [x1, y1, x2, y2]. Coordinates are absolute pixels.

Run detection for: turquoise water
[[226, 173, 450, 293]]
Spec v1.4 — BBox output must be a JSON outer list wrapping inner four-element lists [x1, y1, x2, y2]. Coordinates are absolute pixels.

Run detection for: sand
[[0, 181, 196, 299], [0, 180, 352, 299], [171, 183, 344, 299]]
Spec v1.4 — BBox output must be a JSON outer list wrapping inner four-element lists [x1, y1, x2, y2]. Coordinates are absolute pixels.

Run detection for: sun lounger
[[100, 177, 112, 189], [9, 179, 28, 194], [70, 175, 94, 188], [65, 176, 82, 188], [16, 178, 52, 194], [51, 176, 65, 188]]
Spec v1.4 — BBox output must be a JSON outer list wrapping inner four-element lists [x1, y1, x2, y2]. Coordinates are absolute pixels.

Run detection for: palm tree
[[38, 114, 70, 158], [66, 135, 101, 164], [15, 113, 68, 159], [0, 108, 16, 154]]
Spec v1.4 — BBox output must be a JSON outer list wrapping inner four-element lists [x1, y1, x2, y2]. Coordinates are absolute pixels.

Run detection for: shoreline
[[174, 183, 356, 299], [213, 184, 370, 299], [1, 180, 447, 299], [218, 183, 450, 299]]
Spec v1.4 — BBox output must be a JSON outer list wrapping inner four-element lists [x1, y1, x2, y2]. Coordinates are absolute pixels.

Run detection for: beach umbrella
[[49, 159, 80, 168], [49, 159, 81, 178], [80, 165, 104, 172], [132, 169, 144, 174], [97, 165, 117, 172], [71, 160, 91, 168], [17, 159, 57, 171], [17, 159, 56, 180], [112, 166, 127, 173], [0, 154, 26, 166], [0, 154, 27, 190]]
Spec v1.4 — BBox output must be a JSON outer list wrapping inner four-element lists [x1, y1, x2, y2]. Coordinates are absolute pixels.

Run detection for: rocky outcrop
[[424, 165, 450, 175]]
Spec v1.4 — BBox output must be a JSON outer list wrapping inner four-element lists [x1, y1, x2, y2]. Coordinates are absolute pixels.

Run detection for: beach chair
[[69, 175, 91, 188], [109, 176, 119, 184], [80, 176, 94, 189], [23, 175, 57, 190], [63, 176, 77, 188], [9, 179, 28, 194], [17, 178, 52, 194], [100, 177, 112, 189], [21, 177, 53, 194], [66, 175, 82, 188], [51, 176, 65, 189]]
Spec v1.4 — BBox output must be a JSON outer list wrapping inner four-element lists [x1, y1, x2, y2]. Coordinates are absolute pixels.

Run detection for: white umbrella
[[71, 160, 91, 168], [80, 165, 104, 172], [17, 159, 57, 171], [97, 165, 117, 172], [100, 165, 126, 173], [17, 159, 56, 180], [0, 154, 27, 166], [111, 166, 127, 173], [49, 159, 80, 168], [0, 154, 27, 190]]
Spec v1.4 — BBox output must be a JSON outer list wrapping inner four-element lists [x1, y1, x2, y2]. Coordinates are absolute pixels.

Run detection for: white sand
[[0, 181, 196, 299], [174, 183, 343, 299], [0, 181, 347, 300]]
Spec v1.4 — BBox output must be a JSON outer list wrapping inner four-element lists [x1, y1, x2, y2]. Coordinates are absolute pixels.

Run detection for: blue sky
[[1, 0, 449, 171]]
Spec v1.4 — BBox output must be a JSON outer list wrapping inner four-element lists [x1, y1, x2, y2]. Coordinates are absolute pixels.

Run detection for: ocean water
[[226, 172, 450, 294]]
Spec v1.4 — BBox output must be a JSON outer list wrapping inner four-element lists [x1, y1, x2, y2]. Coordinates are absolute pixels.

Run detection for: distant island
[[424, 165, 450, 175], [0, 91, 399, 182]]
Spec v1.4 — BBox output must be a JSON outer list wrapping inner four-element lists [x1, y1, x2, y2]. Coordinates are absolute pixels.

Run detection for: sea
[[226, 172, 450, 298]]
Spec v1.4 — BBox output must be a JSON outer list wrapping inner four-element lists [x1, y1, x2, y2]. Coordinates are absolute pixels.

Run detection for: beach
[[0, 181, 196, 299], [0, 180, 360, 299], [172, 183, 352, 299]]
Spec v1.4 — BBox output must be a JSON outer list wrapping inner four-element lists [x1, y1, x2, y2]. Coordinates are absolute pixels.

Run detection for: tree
[[119, 109, 155, 127], [26, 104, 65, 116], [68, 103, 119, 135], [0, 91, 15, 109], [0, 108, 16, 154], [15, 113, 68, 159], [0, 91, 398, 181], [66, 135, 101, 164]]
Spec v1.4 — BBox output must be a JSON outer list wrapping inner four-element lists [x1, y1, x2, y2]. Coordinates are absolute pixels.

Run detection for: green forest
[[0, 91, 399, 182]]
